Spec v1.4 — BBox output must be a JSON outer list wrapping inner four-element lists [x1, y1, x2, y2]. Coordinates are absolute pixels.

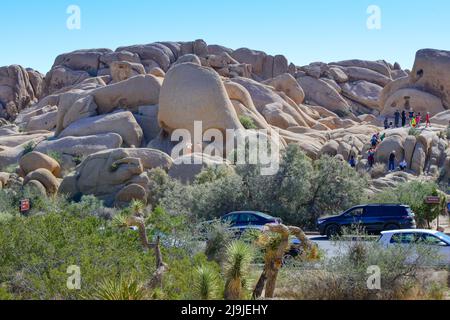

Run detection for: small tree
[[252, 223, 315, 299], [223, 241, 254, 300], [371, 181, 446, 228], [193, 265, 220, 300]]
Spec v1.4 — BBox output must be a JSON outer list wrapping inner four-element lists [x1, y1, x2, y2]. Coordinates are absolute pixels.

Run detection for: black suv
[[317, 204, 416, 237]]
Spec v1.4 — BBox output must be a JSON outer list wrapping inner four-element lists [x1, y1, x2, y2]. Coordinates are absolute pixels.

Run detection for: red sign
[[425, 196, 441, 204], [20, 199, 30, 213]]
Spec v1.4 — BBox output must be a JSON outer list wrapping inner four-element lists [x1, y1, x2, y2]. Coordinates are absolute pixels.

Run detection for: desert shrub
[[239, 116, 258, 130], [146, 168, 177, 208], [371, 163, 387, 179], [0, 212, 156, 300], [89, 276, 147, 300], [193, 265, 221, 300], [46, 151, 62, 164], [0, 188, 69, 217], [0, 201, 218, 300], [195, 165, 235, 185], [73, 155, 84, 166], [276, 240, 443, 300], [446, 124, 450, 140], [370, 181, 446, 228], [23, 141, 36, 155], [2, 164, 18, 174], [161, 253, 222, 300], [158, 144, 366, 229], [409, 127, 420, 137], [203, 220, 235, 263], [308, 156, 366, 227]]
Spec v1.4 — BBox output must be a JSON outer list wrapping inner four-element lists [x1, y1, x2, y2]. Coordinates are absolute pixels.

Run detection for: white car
[[379, 229, 450, 265]]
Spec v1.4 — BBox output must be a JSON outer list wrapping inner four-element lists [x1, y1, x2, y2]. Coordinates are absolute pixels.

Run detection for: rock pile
[[1, 41, 450, 205]]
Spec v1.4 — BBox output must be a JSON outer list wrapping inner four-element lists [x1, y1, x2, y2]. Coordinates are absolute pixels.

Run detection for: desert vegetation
[[0, 146, 447, 300]]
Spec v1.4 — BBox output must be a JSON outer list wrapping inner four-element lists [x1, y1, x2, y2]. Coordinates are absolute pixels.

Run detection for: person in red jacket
[[426, 112, 431, 127]]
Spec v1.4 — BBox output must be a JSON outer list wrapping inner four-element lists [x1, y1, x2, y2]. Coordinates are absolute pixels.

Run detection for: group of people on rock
[[348, 132, 409, 173], [384, 110, 431, 130]]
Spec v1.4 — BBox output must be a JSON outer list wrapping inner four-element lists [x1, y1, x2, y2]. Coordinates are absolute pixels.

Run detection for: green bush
[[156, 144, 366, 229], [409, 127, 420, 137], [0, 213, 156, 300], [239, 116, 258, 130], [46, 151, 63, 164], [370, 181, 446, 228], [276, 239, 444, 300], [23, 141, 36, 155]]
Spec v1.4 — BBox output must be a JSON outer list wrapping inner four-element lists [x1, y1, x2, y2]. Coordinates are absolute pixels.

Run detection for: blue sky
[[1, 0, 449, 73]]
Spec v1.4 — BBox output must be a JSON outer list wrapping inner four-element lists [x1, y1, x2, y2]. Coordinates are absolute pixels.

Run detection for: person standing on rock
[[388, 151, 396, 172], [401, 110, 407, 127], [416, 112, 422, 128], [426, 112, 431, 127], [368, 148, 375, 168], [409, 110, 415, 126], [384, 117, 389, 130], [394, 110, 400, 128], [349, 155, 356, 168], [371, 134, 378, 148]]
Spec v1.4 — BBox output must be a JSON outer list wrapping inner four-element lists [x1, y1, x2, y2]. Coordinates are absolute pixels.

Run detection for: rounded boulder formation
[[23, 168, 60, 195], [158, 63, 243, 135], [19, 151, 62, 178]]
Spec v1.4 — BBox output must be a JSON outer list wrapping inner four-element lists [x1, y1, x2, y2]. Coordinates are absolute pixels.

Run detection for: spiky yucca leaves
[[130, 199, 146, 216], [112, 212, 131, 229], [90, 276, 147, 300], [223, 241, 254, 300], [194, 265, 220, 300]]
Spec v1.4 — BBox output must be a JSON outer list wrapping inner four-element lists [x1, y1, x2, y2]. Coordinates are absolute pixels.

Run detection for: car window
[[390, 233, 418, 244], [436, 232, 450, 244], [366, 206, 404, 217], [419, 234, 448, 246], [347, 208, 364, 217], [222, 214, 239, 224], [239, 213, 261, 224]]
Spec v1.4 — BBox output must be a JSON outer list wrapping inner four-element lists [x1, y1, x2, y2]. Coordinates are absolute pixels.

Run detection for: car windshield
[[436, 232, 450, 244]]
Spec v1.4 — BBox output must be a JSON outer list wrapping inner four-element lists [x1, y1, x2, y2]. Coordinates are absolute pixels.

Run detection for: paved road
[[308, 236, 341, 258]]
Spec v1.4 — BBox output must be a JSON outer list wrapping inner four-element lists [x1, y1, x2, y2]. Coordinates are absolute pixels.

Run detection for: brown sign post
[[425, 196, 441, 204]]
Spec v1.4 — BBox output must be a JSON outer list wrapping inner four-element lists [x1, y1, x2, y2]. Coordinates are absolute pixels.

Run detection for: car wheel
[[326, 224, 340, 238], [384, 224, 399, 231]]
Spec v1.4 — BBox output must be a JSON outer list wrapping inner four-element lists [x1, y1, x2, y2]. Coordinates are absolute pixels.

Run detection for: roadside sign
[[19, 199, 31, 213], [425, 196, 440, 204]]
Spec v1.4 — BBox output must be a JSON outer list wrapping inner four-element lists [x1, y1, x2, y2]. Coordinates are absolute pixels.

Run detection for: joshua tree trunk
[[288, 226, 314, 252], [148, 236, 168, 290], [128, 216, 151, 251], [253, 224, 290, 299], [252, 270, 267, 299], [253, 224, 314, 299], [127, 216, 168, 289]]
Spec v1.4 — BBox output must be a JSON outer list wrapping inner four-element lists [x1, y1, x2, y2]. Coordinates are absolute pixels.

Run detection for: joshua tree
[[223, 241, 254, 300], [194, 265, 220, 300], [253, 223, 315, 299], [114, 200, 168, 290]]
